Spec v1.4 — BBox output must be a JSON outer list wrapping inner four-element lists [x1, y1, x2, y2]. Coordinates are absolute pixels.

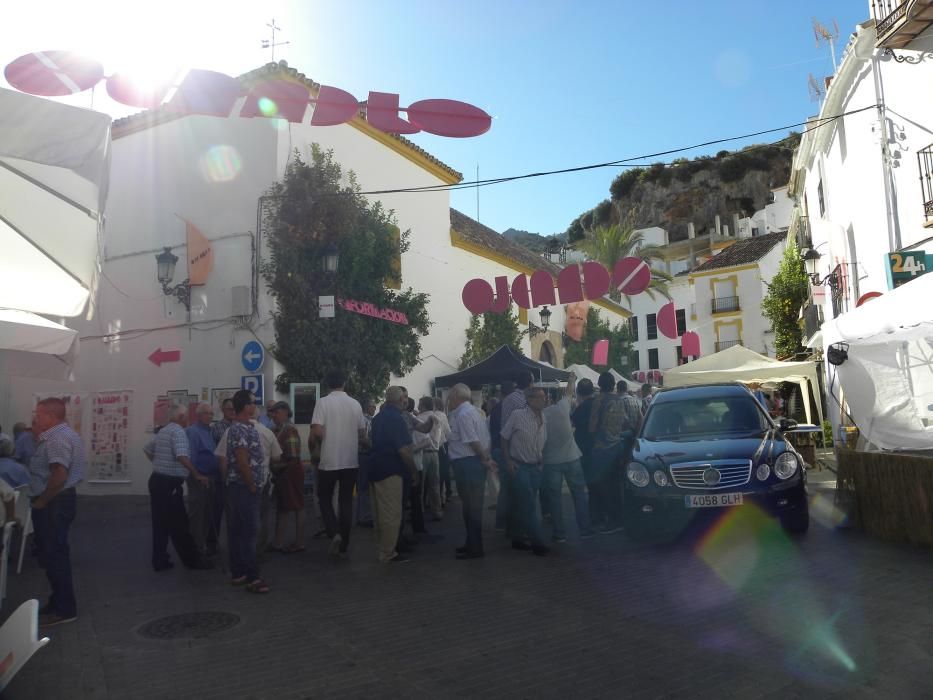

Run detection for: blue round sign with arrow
[[241, 340, 265, 372]]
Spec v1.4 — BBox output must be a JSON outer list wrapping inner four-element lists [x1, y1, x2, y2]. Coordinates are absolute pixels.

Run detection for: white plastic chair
[[12, 486, 32, 575], [0, 517, 15, 606], [0, 599, 50, 692]]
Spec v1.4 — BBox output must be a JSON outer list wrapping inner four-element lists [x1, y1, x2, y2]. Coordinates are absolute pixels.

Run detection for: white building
[[789, 9, 933, 351], [624, 187, 793, 380], [0, 62, 629, 495]]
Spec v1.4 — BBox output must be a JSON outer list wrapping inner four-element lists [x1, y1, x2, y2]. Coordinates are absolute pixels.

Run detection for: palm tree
[[575, 208, 673, 302]]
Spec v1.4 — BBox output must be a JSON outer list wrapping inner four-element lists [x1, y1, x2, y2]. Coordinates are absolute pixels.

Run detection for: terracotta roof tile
[[111, 61, 462, 182], [450, 208, 560, 275], [689, 232, 786, 273]]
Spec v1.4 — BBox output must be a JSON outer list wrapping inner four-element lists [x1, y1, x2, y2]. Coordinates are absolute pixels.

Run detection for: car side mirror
[[779, 418, 798, 432]]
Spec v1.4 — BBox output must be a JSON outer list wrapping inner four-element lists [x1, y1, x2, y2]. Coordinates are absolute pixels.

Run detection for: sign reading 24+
[[241, 341, 265, 373]]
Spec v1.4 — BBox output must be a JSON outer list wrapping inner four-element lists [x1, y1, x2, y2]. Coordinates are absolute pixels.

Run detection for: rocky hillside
[[502, 227, 565, 253], [564, 135, 800, 244]]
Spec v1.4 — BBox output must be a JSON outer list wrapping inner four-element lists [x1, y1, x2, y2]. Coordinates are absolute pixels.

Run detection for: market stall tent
[[821, 273, 933, 451], [663, 344, 823, 425], [0, 310, 77, 380], [0, 87, 111, 318], [434, 345, 571, 389]]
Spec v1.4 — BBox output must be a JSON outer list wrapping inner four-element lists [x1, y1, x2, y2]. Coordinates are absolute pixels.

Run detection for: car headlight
[[627, 462, 650, 487], [756, 464, 771, 481], [653, 470, 669, 487], [774, 452, 799, 480]]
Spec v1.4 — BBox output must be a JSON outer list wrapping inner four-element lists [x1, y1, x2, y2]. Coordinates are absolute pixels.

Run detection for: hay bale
[[836, 451, 933, 546]]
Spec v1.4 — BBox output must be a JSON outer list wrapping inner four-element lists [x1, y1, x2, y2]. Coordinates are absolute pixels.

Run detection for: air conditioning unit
[[231, 285, 250, 317]]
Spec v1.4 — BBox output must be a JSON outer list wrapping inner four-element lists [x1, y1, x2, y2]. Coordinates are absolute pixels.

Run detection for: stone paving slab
[[2, 493, 931, 699]]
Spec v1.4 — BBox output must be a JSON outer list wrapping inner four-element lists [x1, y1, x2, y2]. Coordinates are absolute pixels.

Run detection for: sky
[[1, 0, 870, 235]]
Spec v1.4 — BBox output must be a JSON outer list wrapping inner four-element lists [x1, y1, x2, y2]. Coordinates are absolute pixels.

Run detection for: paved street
[[4, 478, 931, 700]]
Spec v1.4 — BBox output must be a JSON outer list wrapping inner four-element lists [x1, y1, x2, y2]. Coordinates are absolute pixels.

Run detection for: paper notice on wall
[[89, 390, 132, 482]]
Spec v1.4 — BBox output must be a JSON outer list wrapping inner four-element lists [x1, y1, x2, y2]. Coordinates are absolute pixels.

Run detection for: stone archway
[[538, 340, 556, 365]]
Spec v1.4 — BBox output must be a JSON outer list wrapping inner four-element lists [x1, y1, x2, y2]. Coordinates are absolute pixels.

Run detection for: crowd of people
[[8, 368, 657, 623]]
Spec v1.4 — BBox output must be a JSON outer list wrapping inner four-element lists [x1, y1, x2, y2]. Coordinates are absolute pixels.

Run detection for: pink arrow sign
[[148, 348, 181, 367]]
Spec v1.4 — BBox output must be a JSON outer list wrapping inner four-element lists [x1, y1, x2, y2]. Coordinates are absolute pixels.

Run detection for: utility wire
[[352, 104, 878, 196]]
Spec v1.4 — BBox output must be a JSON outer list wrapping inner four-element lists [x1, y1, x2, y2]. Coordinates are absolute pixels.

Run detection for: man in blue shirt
[[0, 435, 29, 487], [14, 419, 37, 466], [29, 398, 85, 627], [369, 386, 418, 564], [186, 402, 223, 557]]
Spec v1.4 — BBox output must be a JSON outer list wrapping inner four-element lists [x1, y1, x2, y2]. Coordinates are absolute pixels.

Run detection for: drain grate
[[137, 611, 240, 640]]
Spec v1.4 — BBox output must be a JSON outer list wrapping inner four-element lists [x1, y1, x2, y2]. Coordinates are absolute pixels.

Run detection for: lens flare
[[258, 97, 278, 117], [198, 145, 242, 183]]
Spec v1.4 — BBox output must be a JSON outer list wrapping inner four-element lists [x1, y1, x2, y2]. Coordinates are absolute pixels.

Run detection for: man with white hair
[[186, 402, 223, 557], [447, 383, 496, 560], [144, 404, 211, 572]]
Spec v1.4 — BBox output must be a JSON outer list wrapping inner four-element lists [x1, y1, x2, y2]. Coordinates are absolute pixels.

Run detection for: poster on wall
[[211, 388, 240, 420], [290, 383, 321, 425], [34, 392, 87, 439], [89, 390, 132, 483]]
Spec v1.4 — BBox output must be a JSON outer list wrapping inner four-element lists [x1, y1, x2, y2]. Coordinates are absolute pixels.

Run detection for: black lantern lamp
[[155, 246, 190, 311], [322, 241, 339, 274], [802, 248, 822, 283], [528, 305, 552, 338]]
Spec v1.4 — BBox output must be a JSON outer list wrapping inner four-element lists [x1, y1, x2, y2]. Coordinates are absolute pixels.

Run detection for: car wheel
[[781, 506, 810, 534]]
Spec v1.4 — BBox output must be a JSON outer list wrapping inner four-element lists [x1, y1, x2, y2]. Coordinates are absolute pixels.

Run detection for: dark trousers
[[317, 468, 358, 552], [32, 488, 77, 618], [580, 452, 605, 526], [439, 446, 452, 500], [591, 437, 629, 527], [513, 462, 546, 548], [227, 482, 261, 581], [148, 472, 199, 568], [410, 474, 426, 534], [452, 456, 487, 554], [187, 473, 224, 554]]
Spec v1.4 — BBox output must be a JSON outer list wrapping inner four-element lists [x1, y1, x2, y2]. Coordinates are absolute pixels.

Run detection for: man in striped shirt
[[144, 405, 211, 572], [501, 386, 550, 556], [29, 397, 86, 627]]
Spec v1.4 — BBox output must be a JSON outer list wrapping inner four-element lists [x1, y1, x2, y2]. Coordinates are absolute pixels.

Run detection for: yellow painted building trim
[[713, 318, 744, 344], [518, 307, 528, 325], [348, 117, 462, 185], [449, 229, 631, 318], [689, 262, 759, 279]]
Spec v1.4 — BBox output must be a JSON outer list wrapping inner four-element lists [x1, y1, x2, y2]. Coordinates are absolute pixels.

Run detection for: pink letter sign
[[338, 298, 409, 325]]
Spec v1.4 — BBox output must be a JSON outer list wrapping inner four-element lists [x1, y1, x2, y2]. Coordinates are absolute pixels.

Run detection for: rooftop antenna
[[812, 17, 839, 73], [261, 18, 290, 63], [807, 73, 825, 103]]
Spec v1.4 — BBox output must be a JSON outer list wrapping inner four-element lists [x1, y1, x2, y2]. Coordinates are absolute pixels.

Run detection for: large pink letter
[[165, 69, 240, 117], [407, 99, 492, 138], [529, 270, 556, 307], [240, 80, 310, 122], [309, 85, 359, 126], [511, 275, 531, 309], [556, 265, 584, 304], [490, 276, 510, 313], [4, 51, 103, 96], [582, 261, 610, 300], [462, 279, 494, 314], [366, 91, 419, 134], [106, 73, 172, 110]]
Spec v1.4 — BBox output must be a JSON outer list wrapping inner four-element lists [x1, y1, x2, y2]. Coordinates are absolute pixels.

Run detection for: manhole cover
[[138, 612, 240, 640]]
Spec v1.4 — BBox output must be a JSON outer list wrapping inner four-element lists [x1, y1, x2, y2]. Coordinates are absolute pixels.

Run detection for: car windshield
[[641, 395, 770, 441]]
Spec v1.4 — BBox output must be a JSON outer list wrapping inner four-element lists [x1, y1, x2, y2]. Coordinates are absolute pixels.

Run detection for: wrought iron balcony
[[873, 0, 933, 49], [794, 215, 812, 251], [711, 296, 740, 314], [802, 302, 823, 342], [829, 264, 846, 319], [919, 143, 933, 222], [715, 339, 743, 352]]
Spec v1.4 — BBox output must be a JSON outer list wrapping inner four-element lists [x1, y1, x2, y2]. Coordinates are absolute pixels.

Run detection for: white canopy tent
[[0, 87, 111, 318], [821, 273, 933, 451], [565, 363, 601, 385], [0, 309, 78, 380], [663, 344, 823, 426], [610, 369, 641, 392]]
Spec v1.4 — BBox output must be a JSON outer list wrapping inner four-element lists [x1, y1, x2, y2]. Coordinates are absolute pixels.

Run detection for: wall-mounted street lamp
[[527, 305, 552, 338], [322, 241, 340, 274], [801, 246, 838, 290], [155, 246, 191, 311]]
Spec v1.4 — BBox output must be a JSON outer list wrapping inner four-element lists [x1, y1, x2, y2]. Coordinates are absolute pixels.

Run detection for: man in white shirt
[[311, 370, 366, 557], [417, 397, 450, 521]]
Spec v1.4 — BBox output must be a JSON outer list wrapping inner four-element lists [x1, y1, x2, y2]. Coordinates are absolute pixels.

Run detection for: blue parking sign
[[241, 375, 263, 404]]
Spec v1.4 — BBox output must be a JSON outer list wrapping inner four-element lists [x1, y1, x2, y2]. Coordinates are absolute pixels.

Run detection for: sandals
[[245, 579, 270, 594]]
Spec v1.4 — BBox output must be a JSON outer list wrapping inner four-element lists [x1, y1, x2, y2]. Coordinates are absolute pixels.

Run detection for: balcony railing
[[919, 143, 933, 222], [711, 296, 740, 314], [829, 264, 847, 319], [802, 302, 823, 342], [715, 339, 743, 352], [872, 0, 933, 48], [796, 215, 812, 250]]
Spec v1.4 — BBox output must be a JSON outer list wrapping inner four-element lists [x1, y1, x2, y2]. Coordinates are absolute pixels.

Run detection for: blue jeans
[[492, 448, 513, 532], [32, 488, 77, 617], [451, 456, 487, 554], [513, 462, 546, 548], [543, 459, 591, 538], [226, 482, 261, 581]]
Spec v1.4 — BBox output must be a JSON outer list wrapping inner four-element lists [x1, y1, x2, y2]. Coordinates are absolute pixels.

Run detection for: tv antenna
[[261, 18, 290, 62], [812, 17, 840, 72], [807, 73, 825, 103]]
